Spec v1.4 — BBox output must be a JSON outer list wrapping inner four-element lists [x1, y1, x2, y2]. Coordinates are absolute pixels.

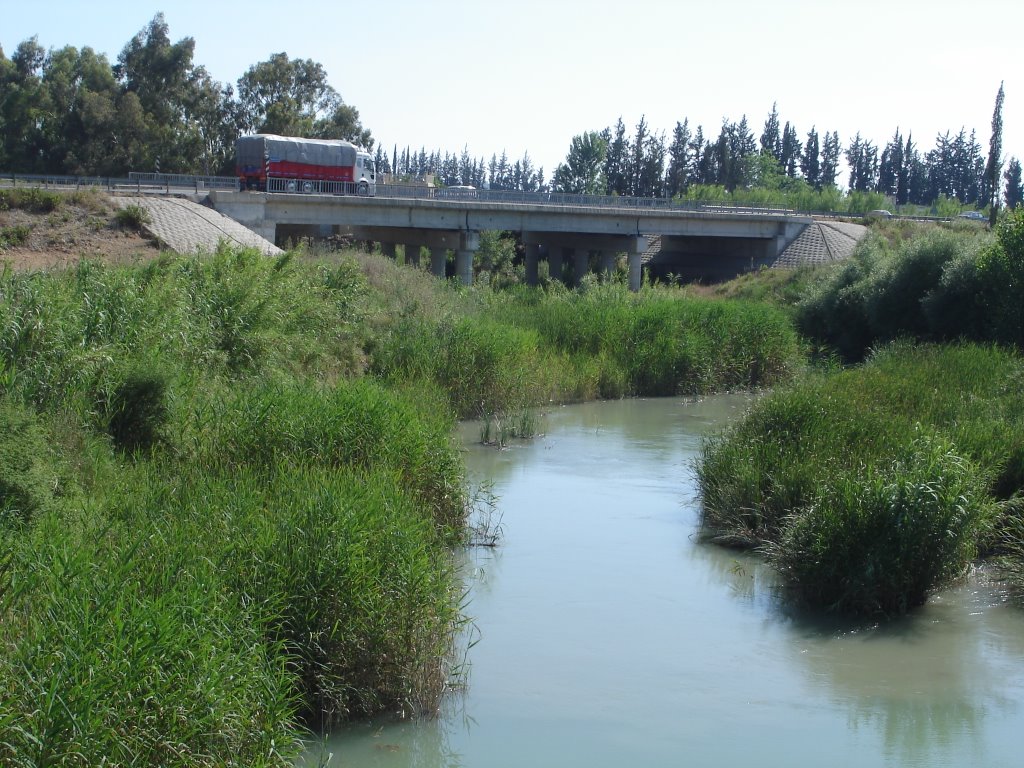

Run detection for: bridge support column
[[381, 242, 397, 260], [548, 246, 565, 284], [404, 244, 421, 268], [628, 249, 643, 292], [455, 231, 480, 286], [524, 243, 539, 286], [430, 247, 447, 278], [573, 248, 589, 287], [600, 250, 617, 278]]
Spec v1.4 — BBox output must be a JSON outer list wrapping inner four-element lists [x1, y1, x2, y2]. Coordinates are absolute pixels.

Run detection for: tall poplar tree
[[985, 81, 1005, 225]]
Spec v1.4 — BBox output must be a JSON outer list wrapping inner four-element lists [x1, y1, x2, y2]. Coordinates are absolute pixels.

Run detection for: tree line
[[552, 95, 1021, 211], [2, 14, 1020, 211], [0, 14, 370, 177]]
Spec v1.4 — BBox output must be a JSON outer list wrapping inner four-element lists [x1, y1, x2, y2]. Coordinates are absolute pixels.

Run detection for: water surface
[[302, 396, 1024, 768]]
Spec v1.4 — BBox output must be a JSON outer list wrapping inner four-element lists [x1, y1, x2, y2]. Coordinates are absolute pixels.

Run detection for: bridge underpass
[[207, 190, 829, 290]]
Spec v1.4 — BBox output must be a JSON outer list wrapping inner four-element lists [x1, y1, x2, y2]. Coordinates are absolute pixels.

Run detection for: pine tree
[[604, 117, 629, 195], [820, 131, 841, 188], [780, 122, 801, 178], [877, 128, 904, 199], [1004, 157, 1023, 209], [760, 102, 781, 161], [801, 127, 820, 189], [665, 119, 692, 198]]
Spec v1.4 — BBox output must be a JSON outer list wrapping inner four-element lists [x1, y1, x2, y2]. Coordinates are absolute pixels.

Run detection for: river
[[300, 396, 1024, 767]]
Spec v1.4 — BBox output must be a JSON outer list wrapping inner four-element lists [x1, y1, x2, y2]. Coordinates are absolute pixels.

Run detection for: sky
[[3, 0, 1022, 185]]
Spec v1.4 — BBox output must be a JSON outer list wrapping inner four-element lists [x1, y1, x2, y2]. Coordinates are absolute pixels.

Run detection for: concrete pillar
[[454, 230, 480, 285], [456, 249, 474, 285], [524, 243, 539, 286], [404, 244, 421, 267], [628, 250, 643, 292], [381, 242, 397, 260], [430, 247, 447, 278], [573, 248, 589, 287], [600, 250, 617, 277], [548, 246, 564, 284]]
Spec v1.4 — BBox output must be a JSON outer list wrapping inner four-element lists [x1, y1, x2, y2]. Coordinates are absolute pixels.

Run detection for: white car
[[958, 211, 987, 221]]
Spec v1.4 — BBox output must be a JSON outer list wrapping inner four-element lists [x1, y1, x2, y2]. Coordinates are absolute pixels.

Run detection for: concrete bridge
[[208, 187, 828, 290]]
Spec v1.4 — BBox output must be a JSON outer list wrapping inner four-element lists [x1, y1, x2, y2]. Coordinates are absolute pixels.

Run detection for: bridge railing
[[367, 183, 803, 215], [0, 172, 239, 193], [127, 172, 239, 190]]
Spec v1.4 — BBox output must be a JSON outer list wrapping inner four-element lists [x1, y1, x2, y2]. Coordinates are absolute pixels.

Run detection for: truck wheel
[[358, 181, 369, 196]]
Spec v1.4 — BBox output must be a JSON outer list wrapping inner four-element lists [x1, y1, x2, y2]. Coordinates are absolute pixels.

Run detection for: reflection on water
[[301, 397, 1024, 768]]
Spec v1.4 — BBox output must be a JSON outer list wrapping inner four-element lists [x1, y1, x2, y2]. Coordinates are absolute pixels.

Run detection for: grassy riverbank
[[0, 237, 802, 763], [698, 210, 1024, 616]]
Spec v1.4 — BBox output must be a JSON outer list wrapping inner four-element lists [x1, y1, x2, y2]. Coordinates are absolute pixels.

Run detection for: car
[[958, 210, 987, 221], [865, 209, 894, 218]]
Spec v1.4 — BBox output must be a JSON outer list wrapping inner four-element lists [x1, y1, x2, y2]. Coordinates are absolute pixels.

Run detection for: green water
[[301, 396, 1024, 767]]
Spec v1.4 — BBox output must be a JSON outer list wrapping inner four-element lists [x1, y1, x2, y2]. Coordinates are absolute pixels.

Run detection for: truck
[[236, 134, 376, 195]]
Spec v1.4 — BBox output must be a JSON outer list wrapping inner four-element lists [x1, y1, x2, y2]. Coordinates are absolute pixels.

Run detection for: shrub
[[98, 368, 169, 452], [114, 203, 151, 230], [0, 188, 61, 213], [0, 225, 31, 250], [771, 435, 993, 616]]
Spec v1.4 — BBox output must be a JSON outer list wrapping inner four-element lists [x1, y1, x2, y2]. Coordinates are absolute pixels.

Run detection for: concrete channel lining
[[114, 195, 282, 256]]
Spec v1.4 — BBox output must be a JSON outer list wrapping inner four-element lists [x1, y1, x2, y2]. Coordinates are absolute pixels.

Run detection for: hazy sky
[[4, 0, 1022, 183]]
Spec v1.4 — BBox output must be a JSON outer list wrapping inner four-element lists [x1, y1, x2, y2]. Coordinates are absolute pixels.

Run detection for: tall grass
[[0, 244, 474, 759], [491, 281, 801, 397], [770, 434, 992, 615], [697, 342, 1024, 614], [0, 506, 301, 766]]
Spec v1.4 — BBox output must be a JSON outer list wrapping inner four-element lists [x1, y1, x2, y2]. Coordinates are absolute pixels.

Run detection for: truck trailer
[[236, 134, 376, 195]]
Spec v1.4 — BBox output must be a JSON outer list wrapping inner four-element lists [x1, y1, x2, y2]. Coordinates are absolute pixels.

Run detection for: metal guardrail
[[266, 177, 374, 196], [0, 172, 239, 193], [128, 172, 239, 190], [266, 179, 804, 216]]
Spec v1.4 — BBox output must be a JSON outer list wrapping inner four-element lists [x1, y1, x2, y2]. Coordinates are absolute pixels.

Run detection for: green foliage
[[0, 508, 301, 766], [0, 224, 31, 249], [0, 188, 62, 213], [0, 396, 58, 526], [193, 377, 466, 538], [114, 203, 151, 230], [771, 435, 992, 615], [794, 219, 1024, 360], [210, 467, 459, 723], [98, 367, 169, 452], [698, 342, 1024, 613], [552, 131, 608, 194]]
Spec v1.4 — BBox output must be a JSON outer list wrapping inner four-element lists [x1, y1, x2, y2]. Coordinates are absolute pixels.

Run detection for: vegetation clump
[[699, 334, 1024, 615], [114, 203, 152, 231], [796, 207, 1024, 359]]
